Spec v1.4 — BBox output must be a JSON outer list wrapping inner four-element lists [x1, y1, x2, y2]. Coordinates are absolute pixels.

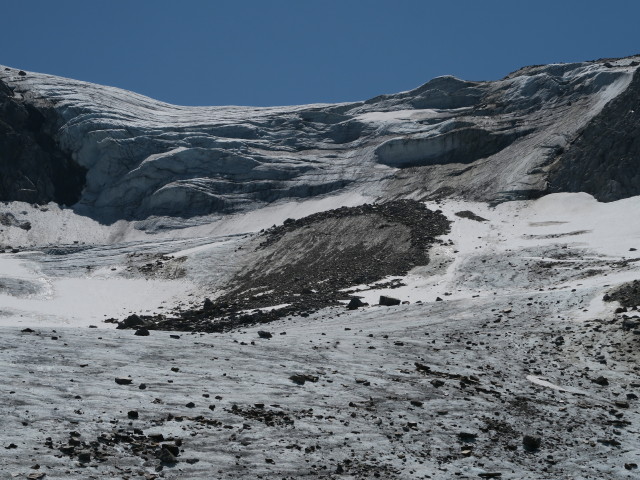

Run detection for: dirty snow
[[1, 192, 639, 479]]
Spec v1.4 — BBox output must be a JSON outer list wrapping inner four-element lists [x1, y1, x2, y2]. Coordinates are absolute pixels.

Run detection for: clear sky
[[2, 0, 638, 106]]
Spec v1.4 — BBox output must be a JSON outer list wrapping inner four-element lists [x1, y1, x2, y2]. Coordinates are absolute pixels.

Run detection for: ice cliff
[[1, 56, 639, 221]]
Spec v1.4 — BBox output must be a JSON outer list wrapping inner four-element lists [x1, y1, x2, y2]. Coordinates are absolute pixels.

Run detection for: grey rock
[[592, 376, 609, 386], [347, 297, 367, 310], [77, 450, 91, 463], [117, 314, 144, 329], [523, 435, 542, 451], [134, 327, 150, 336], [379, 295, 401, 306]]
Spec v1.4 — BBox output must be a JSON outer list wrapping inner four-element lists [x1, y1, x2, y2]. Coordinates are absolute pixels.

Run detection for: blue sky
[[2, 1, 638, 106]]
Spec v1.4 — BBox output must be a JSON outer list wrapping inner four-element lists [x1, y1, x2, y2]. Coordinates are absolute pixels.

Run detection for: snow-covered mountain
[[1, 57, 640, 479], [2, 56, 639, 221]]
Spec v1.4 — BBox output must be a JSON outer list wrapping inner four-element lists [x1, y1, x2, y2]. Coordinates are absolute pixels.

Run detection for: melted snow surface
[[0, 193, 639, 478]]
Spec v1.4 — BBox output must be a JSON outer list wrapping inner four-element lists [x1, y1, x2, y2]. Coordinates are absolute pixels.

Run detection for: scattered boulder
[[289, 374, 319, 385], [77, 451, 91, 463], [117, 314, 144, 329], [258, 330, 273, 339], [523, 434, 541, 451], [458, 432, 478, 443], [347, 297, 367, 310], [379, 295, 401, 306], [115, 377, 133, 385], [203, 298, 214, 310], [162, 443, 180, 457], [0, 213, 31, 230], [158, 446, 178, 464], [134, 327, 150, 336], [455, 210, 488, 222], [592, 376, 609, 386]]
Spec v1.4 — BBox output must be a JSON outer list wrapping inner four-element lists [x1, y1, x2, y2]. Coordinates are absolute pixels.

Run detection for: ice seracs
[[1, 56, 639, 221]]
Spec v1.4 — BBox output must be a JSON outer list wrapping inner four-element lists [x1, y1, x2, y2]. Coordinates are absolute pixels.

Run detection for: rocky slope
[[1, 56, 639, 221]]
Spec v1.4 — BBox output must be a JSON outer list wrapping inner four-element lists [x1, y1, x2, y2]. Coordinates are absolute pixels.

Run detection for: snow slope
[[1, 192, 639, 479]]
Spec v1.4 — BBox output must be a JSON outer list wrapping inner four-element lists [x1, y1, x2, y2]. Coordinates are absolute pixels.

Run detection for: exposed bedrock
[[380, 58, 640, 203], [0, 78, 85, 205], [548, 67, 640, 201]]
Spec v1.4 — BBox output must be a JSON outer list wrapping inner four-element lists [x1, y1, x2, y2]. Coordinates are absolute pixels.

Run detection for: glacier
[[1, 56, 639, 222], [1, 57, 640, 479]]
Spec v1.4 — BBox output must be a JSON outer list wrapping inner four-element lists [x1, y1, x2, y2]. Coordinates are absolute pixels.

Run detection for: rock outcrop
[[0, 75, 86, 205], [548, 66, 640, 201]]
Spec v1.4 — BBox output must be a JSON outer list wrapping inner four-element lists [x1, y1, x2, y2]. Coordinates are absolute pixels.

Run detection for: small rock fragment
[[77, 451, 91, 463], [162, 443, 180, 457], [592, 376, 609, 386], [289, 374, 319, 385], [158, 446, 178, 464], [117, 314, 144, 329], [523, 435, 541, 451]]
